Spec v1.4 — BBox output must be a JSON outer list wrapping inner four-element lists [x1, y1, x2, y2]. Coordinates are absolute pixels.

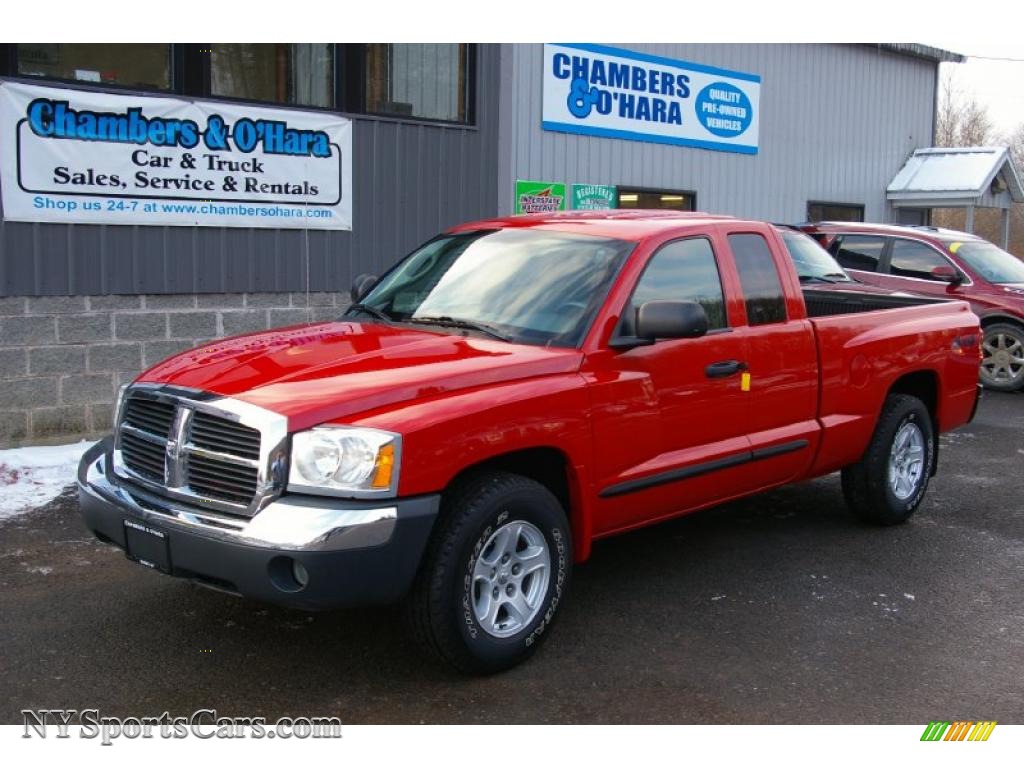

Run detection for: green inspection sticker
[[571, 183, 617, 210], [515, 180, 566, 214]]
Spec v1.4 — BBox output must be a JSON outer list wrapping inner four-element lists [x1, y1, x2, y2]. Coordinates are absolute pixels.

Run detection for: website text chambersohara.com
[[32, 195, 334, 219]]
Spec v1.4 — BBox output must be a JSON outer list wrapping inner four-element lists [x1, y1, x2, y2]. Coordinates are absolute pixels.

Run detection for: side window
[[888, 239, 951, 280], [833, 235, 885, 273], [728, 233, 787, 326], [622, 238, 727, 334]]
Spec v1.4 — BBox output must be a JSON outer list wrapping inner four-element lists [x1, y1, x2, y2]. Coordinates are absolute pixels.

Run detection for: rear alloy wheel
[[980, 322, 1024, 392], [841, 394, 935, 525]]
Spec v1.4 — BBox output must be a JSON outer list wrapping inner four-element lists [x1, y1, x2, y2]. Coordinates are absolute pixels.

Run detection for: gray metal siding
[[0, 45, 501, 297], [499, 44, 937, 223]]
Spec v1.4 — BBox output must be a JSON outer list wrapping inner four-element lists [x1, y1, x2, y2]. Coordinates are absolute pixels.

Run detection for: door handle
[[705, 360, 748, 378]]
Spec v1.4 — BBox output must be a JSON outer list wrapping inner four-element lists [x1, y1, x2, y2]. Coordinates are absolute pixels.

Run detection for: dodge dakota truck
[[78, 211, 982, 673]]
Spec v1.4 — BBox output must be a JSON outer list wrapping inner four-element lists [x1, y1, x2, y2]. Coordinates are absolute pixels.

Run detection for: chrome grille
[[185, 413, 260, 504], [189, 412, 261, 460], [113, 387, 286, 517], [123, 397, 175, 438], [120, 430, 166, 482]]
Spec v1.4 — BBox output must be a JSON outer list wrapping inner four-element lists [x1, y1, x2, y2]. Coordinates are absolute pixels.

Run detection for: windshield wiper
[[823, 272, 853, 281], [407, 315, 511, 342], [346, 303, 393, 323]]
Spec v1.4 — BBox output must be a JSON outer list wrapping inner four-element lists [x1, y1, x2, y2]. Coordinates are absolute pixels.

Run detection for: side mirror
[[350, 273, 378, 303], [931, 265, 964, 285], [636, 300, 708, 340]]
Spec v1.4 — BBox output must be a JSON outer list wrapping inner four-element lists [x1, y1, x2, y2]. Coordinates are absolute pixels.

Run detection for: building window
[[728, 233, 787, 326], [2, 43, 478, 125], [365, 44, 470, 122], [16, 44, 171, 90], [211, 44, 334, 108], [807, 201, 864, 222], [617, 188, 696, 211]]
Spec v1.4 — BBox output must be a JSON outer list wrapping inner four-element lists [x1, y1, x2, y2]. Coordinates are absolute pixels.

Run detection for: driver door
[[586, 236, 755, 535]]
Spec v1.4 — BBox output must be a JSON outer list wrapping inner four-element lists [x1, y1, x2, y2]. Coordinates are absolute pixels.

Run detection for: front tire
[[841, 394, 935, 525], [406, 471, 572, 674], [980, 322, 1024, 392]]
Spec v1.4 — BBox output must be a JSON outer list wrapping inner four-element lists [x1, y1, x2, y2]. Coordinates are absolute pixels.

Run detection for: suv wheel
[[406, 471, 571, 674], [980, 322, 1024, 392]]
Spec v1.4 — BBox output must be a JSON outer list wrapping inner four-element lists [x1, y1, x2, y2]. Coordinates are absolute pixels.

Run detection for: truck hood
[[137, 321, 583, 431]]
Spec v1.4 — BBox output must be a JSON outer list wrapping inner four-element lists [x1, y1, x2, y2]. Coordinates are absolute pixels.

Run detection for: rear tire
[[841, 394, 935, 525], [980, 322, 1024, 392], [406, 471, 572, 674]]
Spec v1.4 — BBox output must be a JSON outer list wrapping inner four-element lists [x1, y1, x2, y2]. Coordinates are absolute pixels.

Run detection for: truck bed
[[802, 287, 949, 318]]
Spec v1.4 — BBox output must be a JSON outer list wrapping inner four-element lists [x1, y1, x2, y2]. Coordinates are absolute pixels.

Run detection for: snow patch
[[904, 593, 915, 601], [0, 440, 93, 521]]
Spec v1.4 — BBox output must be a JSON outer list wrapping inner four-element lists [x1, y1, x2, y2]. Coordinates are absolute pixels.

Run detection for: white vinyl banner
[[0, 81, 352, 229]]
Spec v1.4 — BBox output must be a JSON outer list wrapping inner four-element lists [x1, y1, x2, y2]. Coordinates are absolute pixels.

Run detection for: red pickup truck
[[78, 211, 981, 673]]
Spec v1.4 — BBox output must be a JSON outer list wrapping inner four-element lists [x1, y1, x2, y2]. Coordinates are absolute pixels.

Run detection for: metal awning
[[886, 147, 1023, 247], [887, 146, 1024, 207]]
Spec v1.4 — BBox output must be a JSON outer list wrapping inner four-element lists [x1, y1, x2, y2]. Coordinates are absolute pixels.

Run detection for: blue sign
[[542, 44, 760, 155]]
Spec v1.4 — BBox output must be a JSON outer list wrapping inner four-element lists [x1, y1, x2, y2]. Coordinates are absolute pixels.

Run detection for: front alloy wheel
[[980, 323, 1024, 392]]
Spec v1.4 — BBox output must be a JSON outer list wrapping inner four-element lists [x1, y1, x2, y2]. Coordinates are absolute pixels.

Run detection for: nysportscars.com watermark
[[22, 709, 342, 746]]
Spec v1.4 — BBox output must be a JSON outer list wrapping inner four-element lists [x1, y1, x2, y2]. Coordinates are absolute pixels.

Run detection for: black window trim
[[807, 200, 866, 223], [0, 43, 478, 129]]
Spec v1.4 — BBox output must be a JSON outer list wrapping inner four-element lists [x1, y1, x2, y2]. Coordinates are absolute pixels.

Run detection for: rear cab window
[[728, 233, 787, 326]]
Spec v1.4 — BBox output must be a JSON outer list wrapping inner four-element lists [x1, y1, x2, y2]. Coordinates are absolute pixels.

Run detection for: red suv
[[801, 222, 1024, 392]]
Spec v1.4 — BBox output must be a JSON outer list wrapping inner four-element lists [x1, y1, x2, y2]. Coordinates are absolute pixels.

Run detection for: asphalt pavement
[[2, 391, 1022, 724]]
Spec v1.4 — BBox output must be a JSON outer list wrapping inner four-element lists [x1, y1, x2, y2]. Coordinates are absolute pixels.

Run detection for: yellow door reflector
[[741, 372, 751, 392]]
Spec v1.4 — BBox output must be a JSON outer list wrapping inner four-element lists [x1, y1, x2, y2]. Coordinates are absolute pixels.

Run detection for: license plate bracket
[[123, 519, 172, 573]]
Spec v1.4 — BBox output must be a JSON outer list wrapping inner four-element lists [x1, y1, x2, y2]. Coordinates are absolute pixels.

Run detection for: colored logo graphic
[[515, 180, 566, 214], [695, 81, 752, 138], [920, 721, 996, 742]]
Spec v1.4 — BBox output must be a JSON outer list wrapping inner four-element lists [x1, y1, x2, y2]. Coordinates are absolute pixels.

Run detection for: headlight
[[288, 426, 401, 497]]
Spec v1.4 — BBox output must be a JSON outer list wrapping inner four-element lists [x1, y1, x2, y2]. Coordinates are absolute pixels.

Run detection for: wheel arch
[[443, 446, 591, 562], [979, 313, 1024, 331]]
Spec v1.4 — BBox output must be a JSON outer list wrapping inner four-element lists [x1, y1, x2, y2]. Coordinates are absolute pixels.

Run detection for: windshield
[[779, 230, 853, 282], [951, 241, 1024, 284], [352, 229, 633, 347]]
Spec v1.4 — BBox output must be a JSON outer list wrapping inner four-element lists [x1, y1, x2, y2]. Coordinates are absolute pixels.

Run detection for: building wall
[[498, 43, 937, 222], [0, 45, 502, 446]]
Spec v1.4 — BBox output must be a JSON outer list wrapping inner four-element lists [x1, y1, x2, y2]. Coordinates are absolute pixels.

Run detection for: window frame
[[0, 43, 478, 127], [807, 201, 865, 223], [615, 235, 731, 338]]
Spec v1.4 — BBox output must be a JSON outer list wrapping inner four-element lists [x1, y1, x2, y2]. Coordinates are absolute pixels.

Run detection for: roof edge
[[872, 43, 965, 64]]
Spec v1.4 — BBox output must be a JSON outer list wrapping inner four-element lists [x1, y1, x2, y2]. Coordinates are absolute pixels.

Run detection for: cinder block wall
[[0, 293, 350, 447]]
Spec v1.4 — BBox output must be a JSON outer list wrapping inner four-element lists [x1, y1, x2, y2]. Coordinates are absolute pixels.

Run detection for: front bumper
[[77, 438, 439, 610]]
